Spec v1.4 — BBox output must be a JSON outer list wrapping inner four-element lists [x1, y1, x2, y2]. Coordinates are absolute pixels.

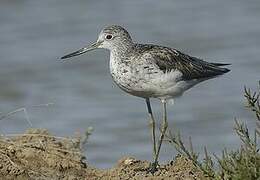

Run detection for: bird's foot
[[147, 161, 158, 174]]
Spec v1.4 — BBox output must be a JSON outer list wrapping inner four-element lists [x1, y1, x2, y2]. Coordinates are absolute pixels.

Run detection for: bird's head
[[61, 25, 133, 60]]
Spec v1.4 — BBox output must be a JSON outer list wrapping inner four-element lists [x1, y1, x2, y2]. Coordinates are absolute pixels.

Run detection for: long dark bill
[[61, 41, 101, 60]]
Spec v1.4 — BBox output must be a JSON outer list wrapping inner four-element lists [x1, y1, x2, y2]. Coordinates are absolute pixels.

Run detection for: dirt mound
[[0, 129, 86, 179], [0, 129, 207, 179], [89, 156, 207, 180]]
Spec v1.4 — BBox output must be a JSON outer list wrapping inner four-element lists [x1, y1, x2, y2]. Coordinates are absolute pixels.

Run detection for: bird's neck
[[109, 44, 135, 73], [110, 43, 135, 61]]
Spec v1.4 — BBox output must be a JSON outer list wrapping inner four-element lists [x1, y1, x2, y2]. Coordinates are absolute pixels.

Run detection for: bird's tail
[[211, 62, 231, 66]]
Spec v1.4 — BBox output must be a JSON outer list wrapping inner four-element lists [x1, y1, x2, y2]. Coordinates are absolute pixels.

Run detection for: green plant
[[166, 82, 260, 180]]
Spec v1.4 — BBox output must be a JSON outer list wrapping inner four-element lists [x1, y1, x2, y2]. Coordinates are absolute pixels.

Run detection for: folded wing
[[145, 45, 230, 80]]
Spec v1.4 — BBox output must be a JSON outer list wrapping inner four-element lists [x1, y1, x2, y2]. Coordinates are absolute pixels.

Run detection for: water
[[0, 0, 259, 168]]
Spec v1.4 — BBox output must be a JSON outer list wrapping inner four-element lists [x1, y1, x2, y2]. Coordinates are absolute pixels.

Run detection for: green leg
[[150, 99, 168, 173], [145, 98, 157, 161]]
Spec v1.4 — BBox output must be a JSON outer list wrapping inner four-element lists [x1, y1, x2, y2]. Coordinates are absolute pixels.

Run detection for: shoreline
[[0, 128, 206, 179]]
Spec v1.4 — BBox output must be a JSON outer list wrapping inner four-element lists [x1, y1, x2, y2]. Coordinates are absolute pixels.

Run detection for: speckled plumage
[[101, 25, 230, 100]]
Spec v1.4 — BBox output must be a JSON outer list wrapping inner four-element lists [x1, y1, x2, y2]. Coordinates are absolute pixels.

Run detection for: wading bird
[[61, 25, 230, 173]]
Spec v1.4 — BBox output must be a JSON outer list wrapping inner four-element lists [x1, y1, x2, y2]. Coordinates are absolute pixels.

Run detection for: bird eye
[[105, 34, 113, 40]]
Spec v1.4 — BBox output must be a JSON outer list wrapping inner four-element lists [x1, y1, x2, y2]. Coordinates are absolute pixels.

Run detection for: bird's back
[[133, 43, 230, 81]]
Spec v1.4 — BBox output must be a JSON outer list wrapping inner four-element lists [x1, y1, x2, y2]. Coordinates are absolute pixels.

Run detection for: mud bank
[[0, 129, 207, 179]]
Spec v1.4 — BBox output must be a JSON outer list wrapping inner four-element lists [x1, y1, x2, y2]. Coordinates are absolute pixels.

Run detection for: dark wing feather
[[143, 45, 230, 80], [210, 62, 231, 66]]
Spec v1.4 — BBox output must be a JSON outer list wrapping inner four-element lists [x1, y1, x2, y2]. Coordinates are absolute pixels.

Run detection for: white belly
[[109, 54, 199, 99]]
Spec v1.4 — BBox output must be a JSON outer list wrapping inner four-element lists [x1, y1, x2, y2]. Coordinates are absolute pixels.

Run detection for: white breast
[[109, 52, 132, 90]]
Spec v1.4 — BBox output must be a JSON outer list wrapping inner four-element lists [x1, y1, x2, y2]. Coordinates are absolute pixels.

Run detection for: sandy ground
[[0, 129, 207, 180]]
